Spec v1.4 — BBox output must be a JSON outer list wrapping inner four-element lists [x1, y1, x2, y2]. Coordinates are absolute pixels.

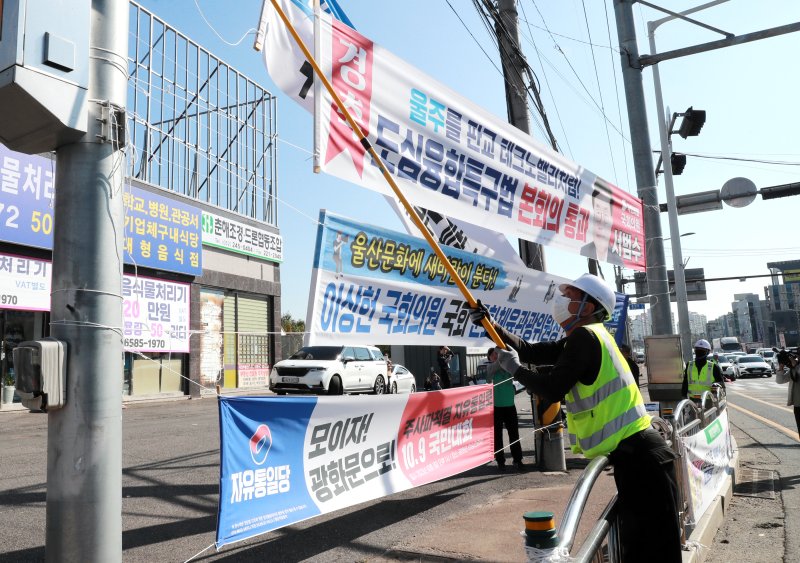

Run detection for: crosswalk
[[725, 377, 788, 403]]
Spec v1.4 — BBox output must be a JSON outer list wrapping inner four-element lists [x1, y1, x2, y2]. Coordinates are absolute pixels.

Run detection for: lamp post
[[647, 2, 727, 361]]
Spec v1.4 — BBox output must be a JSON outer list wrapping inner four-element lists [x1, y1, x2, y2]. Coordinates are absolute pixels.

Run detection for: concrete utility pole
[[613, 0, 673, 336], [495, 0, 546, 273], [47, 0, 128, 560], [496, 0, 565, 472]]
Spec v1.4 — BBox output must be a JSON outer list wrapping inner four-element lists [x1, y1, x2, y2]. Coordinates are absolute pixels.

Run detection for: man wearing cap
[[682, 339, 725, 400], [470, 273, 681, 562]]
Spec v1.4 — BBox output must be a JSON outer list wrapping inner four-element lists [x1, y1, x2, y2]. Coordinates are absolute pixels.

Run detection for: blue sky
[[138, 0, 800, 326]]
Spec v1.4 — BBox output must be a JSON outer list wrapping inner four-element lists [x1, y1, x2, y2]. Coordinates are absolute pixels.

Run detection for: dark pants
[[794, 406, 800, 435], [493, 405, 522, 464], [439, 367, 451, 389], [608, 427, 682, 563]]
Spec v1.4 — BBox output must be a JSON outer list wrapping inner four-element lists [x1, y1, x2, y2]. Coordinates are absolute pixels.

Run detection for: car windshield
[[717, 355, 731, 363], [288, 346, 341, 361], [761, 351, 775, 358], [739, 355, 764, 364]]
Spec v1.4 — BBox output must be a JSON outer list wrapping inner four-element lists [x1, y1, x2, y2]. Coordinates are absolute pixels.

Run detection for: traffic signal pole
[[47, 0, 128, 560]]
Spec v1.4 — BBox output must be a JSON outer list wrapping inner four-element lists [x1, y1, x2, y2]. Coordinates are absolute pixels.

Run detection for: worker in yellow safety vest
[[469, 273, 681, 563], [682, 339, 725, 400]]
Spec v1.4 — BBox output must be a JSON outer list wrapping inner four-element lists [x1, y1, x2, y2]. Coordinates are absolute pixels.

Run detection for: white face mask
[[551, 294, 574, 325]]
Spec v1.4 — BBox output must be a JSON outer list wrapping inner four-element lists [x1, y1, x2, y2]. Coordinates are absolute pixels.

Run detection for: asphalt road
[[1, 392, 595, 562], [709, 376, 800, 563]]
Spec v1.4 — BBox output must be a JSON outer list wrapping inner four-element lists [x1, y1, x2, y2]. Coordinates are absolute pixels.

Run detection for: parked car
[[269, 345, 388, 395], [732, 354, 773, 379], [388, 364, 417, 394]]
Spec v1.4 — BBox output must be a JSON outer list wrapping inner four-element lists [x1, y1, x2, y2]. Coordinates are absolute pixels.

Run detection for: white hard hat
[[559, 274, 616, 321], [694, 339, 712, 350]]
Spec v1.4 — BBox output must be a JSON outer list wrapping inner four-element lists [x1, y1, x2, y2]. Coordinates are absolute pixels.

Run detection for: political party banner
[[261, 0, 645, 271], [682, 410, 733, 520], [306, 210, 567, 346], [0, 253, 51, 311], [122, 275, 190, 353], [201, 210, 283, 263], [216, 387, 494, 546], [0, 143, 203, 276], [604, 292, 629, 346]]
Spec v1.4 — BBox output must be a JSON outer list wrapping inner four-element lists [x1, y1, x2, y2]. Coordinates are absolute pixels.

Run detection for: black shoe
[[496, 462, 506, 473], [515, 461, 526, 472]]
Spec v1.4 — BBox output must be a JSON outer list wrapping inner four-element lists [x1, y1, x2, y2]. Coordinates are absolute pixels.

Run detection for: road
[[0, 392, 609, 563], [709, 376, 800, 563]]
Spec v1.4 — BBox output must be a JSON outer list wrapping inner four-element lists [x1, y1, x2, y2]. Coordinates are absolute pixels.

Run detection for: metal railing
[[556, 388, 729, 562]]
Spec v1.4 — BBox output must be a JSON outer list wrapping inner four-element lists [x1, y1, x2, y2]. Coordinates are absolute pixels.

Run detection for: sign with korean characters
[[123, 186, 202, 275], [306, 211, 568, 346], [122, 275, 190, 353], [216, 387, 494, 546], [201, 211, 283, 263], [0, 253, 51, 311], [261, 0, 646, 271], [0, 143, 203, 276]]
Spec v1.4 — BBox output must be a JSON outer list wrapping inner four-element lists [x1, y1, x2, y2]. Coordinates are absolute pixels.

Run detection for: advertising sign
[[306, 211, 568, 346], [122, 275, 191, 353], [0, 253, 51, 311], [682, 410, 733, 520], [262, 0, 645, 270], [216, 387, 494, 546], [201, 210, 283, 262], [604, 292, 629, 346]]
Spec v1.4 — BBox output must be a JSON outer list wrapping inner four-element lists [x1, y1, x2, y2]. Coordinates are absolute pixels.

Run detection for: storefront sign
[[0, 144, 203, 276], [306, 211, 568, 346], [123, 186, 202, 276], [202, 211, 283, 262], [122, 275, 190, 353], [216, 387, 494, 546], [0, 253, 51, 311], [237, 363, 270, 387]]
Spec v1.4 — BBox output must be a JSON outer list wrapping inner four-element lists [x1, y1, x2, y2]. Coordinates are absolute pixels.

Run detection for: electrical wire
[[603, 0, 632, 193], [192, 0, 257, 47]]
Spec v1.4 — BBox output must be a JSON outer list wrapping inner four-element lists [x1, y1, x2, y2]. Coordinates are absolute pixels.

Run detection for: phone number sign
[[122, 276, 190, 353]]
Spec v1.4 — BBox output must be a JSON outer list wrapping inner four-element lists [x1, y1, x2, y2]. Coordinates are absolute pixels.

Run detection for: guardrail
[[556, 387, 729, 562]]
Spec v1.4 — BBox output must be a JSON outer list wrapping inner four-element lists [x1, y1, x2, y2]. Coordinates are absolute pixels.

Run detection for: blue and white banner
[[217, 387, 494, 546], [604, 292, 629, 346], [682, 410, 733, 520], [306, 211, 569, 346]]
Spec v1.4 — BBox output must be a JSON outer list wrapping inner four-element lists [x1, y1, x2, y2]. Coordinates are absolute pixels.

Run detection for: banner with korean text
[[216, 387, 494, 546], [306, 211, 568, 346], [261, 0, 645, 270], [682, 410, 733, 520]]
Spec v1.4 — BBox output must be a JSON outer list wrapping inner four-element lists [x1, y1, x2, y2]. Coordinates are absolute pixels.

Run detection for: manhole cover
[[734, 468, 776, 499]]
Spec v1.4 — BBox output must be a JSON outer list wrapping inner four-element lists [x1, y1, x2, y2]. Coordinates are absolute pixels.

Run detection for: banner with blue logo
[[216, 387, 494, 547], [604, 292, 629, 346], [306, 210, 569, 347]]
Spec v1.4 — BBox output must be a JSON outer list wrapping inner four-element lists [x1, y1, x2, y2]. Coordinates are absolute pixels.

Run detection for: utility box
[[644, 334, 684, 402], [0, 0, 90, 153], [12, 338, 68, 411]]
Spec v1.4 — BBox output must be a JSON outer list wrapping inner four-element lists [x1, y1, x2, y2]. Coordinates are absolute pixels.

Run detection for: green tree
[[281, 313, 305, 333]]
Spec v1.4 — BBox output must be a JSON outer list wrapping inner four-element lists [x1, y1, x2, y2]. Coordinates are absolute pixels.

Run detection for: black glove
[[468, 299, 491, 327]]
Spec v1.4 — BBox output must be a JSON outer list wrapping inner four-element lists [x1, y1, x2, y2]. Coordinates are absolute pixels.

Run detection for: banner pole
[[268, 0, 507, 349]]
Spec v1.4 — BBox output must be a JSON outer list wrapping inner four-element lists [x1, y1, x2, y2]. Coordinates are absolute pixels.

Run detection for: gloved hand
[[468, 299, 491, 327], [496, 347, 522, 376]]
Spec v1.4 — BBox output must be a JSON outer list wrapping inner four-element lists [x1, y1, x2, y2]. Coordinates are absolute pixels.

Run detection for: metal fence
[[127, 1, 278, 225]]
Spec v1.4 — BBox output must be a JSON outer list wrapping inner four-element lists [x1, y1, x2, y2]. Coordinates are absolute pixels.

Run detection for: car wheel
[[276, 391, 287, 396], [373, 375, 385, 395], [327, 375, 344, 396], [391, 382, 398, 394]]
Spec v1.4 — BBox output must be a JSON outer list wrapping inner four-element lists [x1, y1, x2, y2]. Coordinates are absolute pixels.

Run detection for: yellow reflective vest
[[565, 324, 651, 459], [687, 360, 715, 399]]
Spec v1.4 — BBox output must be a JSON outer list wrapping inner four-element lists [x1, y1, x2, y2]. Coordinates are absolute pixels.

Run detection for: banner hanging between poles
[[261, 0, 646, 271], [216, 388, 494, 547]]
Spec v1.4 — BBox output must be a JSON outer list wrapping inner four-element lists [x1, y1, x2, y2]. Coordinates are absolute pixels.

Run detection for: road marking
[[727, 402, 800, 443], [727, 390, 793, 414]]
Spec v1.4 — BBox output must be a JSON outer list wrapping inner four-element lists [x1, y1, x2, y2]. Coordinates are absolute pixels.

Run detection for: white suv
[[269, 345, 388, 395]]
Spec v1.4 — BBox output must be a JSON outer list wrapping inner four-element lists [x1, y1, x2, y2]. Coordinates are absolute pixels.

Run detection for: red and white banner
[[261, 0, 646, 270]]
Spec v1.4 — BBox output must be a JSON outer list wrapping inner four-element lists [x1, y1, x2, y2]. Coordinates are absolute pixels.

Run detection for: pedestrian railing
[[555, 390, 730, 562]]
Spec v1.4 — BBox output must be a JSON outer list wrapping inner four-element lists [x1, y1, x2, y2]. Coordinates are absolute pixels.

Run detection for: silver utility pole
[[496, 0, 565, 472], [47, 0, 128, 560], [613, 0, 672, 336]]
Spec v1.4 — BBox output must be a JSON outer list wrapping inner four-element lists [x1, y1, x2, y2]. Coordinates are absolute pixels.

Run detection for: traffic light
[[671, 153, 687, 175], [677, 107, 706, 139]]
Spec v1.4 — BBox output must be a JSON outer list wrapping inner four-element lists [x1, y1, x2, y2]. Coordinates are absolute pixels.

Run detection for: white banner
[[201, 211, 283, 263], [306, 211, 567, 346], [682, 410, 733, 520], [262, 0, 646, 270], [122, 276, 191, 353], [0, 253, 51, 311]]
